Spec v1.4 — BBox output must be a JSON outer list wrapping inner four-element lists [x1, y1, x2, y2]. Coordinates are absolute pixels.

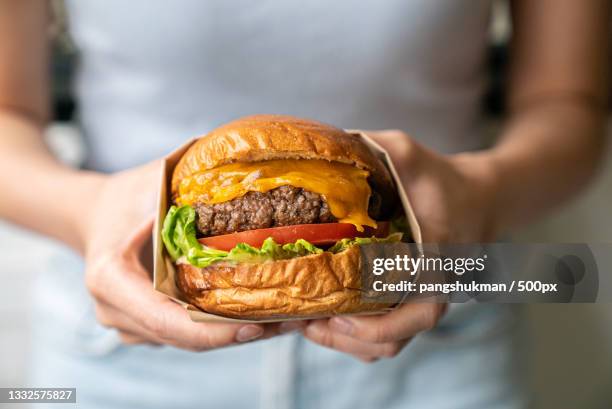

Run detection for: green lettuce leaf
[[162, 205, 402, 268], [327, 232, 404, 253], [161, 205, 228, 267], [282, 239, 324, 257], [225, 238, 324, 264]]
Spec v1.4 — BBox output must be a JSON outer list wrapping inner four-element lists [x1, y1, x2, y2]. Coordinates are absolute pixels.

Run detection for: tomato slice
[[198, 222, 389, 251]]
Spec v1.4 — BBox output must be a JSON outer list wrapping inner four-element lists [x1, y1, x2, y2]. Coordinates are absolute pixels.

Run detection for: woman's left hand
[[304, 129, 500, 362]]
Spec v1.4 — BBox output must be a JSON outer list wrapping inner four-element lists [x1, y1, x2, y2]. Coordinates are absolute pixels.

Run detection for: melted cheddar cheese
[[177, 159, 376, 231]]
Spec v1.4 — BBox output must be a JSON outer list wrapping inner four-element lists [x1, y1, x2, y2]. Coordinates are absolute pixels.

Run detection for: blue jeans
[[28, 246, 528, 409]]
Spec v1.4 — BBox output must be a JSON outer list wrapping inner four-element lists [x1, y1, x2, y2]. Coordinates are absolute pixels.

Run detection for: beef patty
[[194, 186, 336, 236]]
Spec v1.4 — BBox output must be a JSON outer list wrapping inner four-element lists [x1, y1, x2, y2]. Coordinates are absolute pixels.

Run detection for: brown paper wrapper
[[153, 131, 422, 323]]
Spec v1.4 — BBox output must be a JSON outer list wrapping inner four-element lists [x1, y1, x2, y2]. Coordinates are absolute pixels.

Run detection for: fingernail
[[279, 321, 305, 334], [236, 325, 264, 342], [330, 317, 354, 335]]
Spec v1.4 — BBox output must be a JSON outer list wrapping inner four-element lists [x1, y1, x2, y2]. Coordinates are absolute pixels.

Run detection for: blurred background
[[1, 1, 611, 408]]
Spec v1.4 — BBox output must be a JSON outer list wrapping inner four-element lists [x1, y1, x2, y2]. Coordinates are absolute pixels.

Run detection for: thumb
[[363, 130, 425, 178], [122, 213, 156, 255]]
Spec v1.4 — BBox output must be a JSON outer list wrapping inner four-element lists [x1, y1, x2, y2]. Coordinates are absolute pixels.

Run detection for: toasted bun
[[176, 245, 392, 319], [171, 114, 396, 209]]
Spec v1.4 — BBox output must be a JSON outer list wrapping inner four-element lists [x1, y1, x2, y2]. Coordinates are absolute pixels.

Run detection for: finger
[[131, 299, 264, 349], [251, 321, 306, 340], [364, 131, 420, 168], [327, 303, 446, 343], [275, 320, 308, 336], [117, 330, 160, 346], [95, 301, 166, 344], [120, 214, 156, 258], [304, 320, 409, 359], [120, 286, 262, 349]]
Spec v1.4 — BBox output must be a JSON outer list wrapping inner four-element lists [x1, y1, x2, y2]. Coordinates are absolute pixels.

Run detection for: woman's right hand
[[80, 161, 301, 350]]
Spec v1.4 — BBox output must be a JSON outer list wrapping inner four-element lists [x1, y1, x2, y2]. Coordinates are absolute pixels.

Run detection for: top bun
[[171, 114, 395, 201]]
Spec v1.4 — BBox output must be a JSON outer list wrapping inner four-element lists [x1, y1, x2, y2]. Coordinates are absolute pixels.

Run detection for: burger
[[162, 114, 408, 319]]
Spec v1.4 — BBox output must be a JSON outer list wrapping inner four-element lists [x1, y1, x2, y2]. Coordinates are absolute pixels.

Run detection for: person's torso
[[65, 0, 492, 171], [32, 5, 529, 407]]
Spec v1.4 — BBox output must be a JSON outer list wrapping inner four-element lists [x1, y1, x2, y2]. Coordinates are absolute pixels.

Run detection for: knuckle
[[358, 356, 378, 364], [116, 245, 135, 266], [85, 264, 105, 298], [199, 331, 223, 350], [398, 135, 418, 155], [94, 305, 114, 328], [371, 324, 391, 343], [118, 332, 141, 345], [183, 344, 207, 353], [143, 312, 169, 338], [420, 306, 439, 331], [85, 272, 101, 298], [316, 330, 334, 348], [191, 325, 233, 351], [305, 324, 332, 348], [85, 254, 126, 299], [385, 129, 407, 137], [310, 327, 335, 349], [381, 342, 402, 358]]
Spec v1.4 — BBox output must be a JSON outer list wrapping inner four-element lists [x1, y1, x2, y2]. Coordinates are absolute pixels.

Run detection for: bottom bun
[[176, 245, 392, 319]]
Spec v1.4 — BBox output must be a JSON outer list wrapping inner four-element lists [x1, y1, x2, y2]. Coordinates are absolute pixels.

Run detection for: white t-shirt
[[66, 0, 492, 171], [30, 3, 527, 408]]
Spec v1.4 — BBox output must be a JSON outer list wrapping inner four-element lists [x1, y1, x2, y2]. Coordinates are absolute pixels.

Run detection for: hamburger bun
[[171, 114, 397, 210], [176, 245, 391, 318]]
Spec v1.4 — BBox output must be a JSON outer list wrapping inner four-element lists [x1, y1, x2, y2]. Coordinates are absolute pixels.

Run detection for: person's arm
[[486, 0, 609, 230], [0, 0, 293, 349], [0, 1, 102, 252], [304, 0, 610, 361]]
